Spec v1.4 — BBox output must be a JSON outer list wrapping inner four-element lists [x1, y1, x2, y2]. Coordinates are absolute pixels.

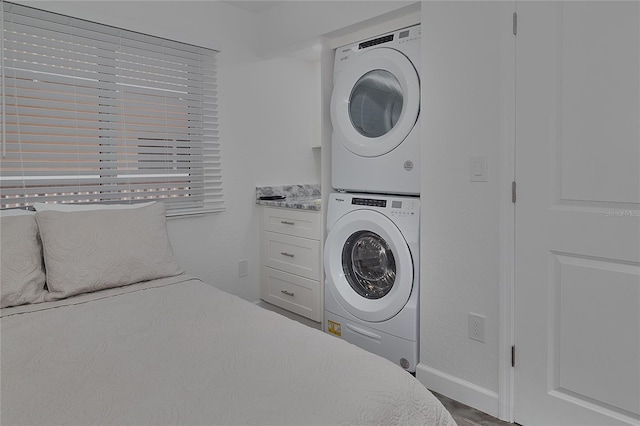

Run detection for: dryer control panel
[[354, 25, 421, 51]]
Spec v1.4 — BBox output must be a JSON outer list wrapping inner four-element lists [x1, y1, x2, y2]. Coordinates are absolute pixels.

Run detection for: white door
[[330, 48, 420, 157], [515, 2, 640, 425]]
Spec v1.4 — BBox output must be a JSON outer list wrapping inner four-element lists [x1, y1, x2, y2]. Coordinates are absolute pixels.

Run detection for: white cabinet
[[261, 207, 322, 322]]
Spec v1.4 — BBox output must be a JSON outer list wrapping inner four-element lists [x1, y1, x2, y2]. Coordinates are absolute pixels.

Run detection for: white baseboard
[[416, 363, 500, 419]]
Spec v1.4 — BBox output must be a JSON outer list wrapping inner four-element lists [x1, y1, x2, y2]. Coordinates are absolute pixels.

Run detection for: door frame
[[497, 0, 517, 423]]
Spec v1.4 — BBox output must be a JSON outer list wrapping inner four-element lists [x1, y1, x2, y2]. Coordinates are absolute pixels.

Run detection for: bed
[[0, 202, 456, 426]]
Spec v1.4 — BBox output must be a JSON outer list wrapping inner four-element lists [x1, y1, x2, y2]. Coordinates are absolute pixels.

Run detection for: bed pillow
[[0, 213, 48, 308], [0, 208, 35, 216], [33, 201, 155, 212], [36, 202, 183, 300]]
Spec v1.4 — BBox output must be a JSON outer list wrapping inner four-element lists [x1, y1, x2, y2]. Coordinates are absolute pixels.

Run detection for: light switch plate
[[470, 156, 488, 182]]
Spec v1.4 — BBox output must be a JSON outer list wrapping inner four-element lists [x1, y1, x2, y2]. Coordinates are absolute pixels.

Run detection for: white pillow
[[0, 214, 48, 308], [0, 208, 34, 216], [33, 201, 155, 212], [36, 202, 182, 300]]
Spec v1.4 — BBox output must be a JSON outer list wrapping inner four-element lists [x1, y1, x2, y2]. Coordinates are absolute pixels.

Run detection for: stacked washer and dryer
[[324, 25, 422, 372]]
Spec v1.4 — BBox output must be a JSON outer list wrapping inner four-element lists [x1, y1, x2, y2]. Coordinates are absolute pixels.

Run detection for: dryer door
[[324, 210, 414, 322], [330, 47, 420, 158]]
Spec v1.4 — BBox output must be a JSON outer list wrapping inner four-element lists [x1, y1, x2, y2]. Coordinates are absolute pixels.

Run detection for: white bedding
[[1, 275, 456, 426]]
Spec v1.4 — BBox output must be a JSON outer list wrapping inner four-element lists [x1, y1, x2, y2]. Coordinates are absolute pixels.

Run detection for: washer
[[324, 192, 419, 372], [331, 25, 421, 196]]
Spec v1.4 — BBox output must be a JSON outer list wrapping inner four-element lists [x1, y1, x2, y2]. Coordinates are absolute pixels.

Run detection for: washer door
[[324, 210, 414, 322], [330, 47, 420, 158]]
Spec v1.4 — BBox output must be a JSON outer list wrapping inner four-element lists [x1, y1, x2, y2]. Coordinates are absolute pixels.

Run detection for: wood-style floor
[[256, 301, 515, 426], [432, 392, 514, 426]]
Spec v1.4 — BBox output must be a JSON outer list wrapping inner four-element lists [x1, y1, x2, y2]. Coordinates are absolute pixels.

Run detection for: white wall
[[252, 1, 417, 57], [169, 54, 321, 300], [20, 1, 321, 301], [417, 1, 510, 417]]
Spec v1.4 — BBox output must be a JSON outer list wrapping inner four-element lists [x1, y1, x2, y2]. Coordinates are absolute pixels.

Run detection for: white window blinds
[[0, 2, 223, 215]]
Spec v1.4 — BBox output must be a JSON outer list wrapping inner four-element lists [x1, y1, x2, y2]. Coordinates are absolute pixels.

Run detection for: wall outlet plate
[[469, 313, 486, 343], [238, 259, 248, 277]]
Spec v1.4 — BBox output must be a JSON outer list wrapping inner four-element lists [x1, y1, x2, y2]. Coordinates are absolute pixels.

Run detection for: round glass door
[[349, 70, 403, 139], [324, 209, 414, 322], [342, 230, 396, 299], [330, 48, 420, 158]]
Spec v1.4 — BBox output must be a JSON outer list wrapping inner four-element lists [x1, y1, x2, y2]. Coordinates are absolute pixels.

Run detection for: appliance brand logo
[[404, 160, 414, 171], [335, 197, 345, 202]]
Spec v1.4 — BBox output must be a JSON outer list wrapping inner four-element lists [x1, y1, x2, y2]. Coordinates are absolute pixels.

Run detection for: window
[[0, 2, 223, 215]]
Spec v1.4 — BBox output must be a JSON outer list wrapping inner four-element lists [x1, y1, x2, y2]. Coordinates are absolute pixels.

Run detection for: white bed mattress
[[1, 275, 456, 425]]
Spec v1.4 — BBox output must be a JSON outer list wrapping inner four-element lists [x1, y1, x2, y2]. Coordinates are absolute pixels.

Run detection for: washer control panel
[[351, 196, 418, 217], [352, 197, 386, 207], [389, 198, 418, 217]]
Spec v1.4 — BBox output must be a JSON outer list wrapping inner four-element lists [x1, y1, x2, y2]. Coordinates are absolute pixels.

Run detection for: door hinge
[[511, 345, 516, 367], [513, 12, 518, 35], [512, 181, 517, 203]]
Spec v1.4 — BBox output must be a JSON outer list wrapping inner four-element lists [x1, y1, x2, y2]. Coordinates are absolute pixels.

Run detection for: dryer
[[331, 25, 421, 195], [324, 192, 419, 372]]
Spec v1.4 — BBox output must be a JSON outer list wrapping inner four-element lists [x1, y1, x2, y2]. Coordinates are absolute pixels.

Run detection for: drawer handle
[[281, 220, 295, 225], [280, 252, 295, 258], [281, 290, 295, 297]]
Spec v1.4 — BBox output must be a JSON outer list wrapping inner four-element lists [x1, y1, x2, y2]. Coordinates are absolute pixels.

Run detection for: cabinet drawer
[[263, 207, 320, 240], [261, 266, 320, 322], [263, 231, 320, 280]]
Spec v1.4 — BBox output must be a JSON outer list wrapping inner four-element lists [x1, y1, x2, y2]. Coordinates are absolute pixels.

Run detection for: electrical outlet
[[469, 313, 486, 343], [238, 259, 248, 277]]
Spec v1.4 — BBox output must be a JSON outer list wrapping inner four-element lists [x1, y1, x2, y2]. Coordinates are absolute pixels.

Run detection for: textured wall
[[419, 1, 504, 400]]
